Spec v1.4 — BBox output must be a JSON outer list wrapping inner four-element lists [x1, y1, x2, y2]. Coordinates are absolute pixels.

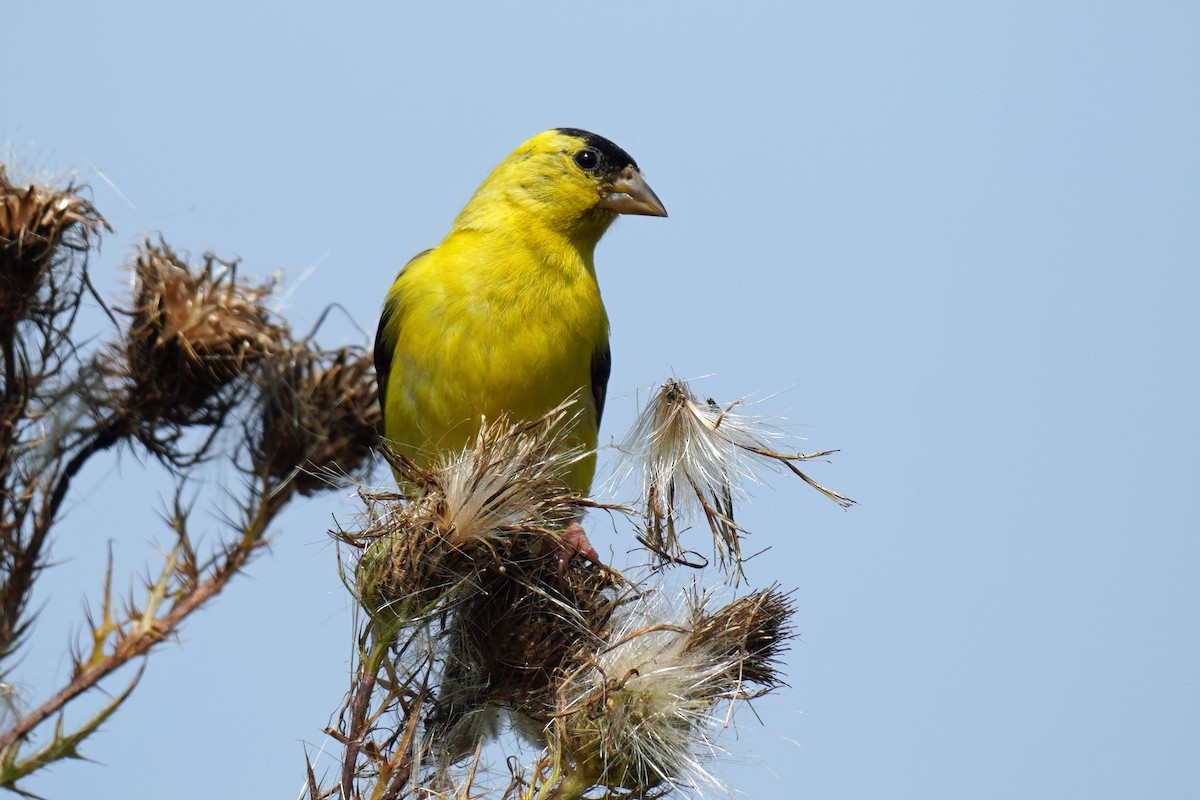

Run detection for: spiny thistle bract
[[119, 238, 284, 427], [0, 165, 108, 337], [350, 403, 605, 622], [254, 342, 382, 495], [684, 587, 795, 689], [621, 378, 855, 574]]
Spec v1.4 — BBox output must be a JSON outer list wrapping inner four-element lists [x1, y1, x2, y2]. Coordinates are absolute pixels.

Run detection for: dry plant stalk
[[1, 165, 109, 677]]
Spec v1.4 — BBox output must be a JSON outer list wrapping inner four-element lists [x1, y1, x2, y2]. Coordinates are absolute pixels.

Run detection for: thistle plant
[[0, 166, 379, 793], [322, 379, 852, 800]]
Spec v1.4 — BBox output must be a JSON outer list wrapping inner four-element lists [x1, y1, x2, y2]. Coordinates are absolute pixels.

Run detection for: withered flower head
[[345, 407, 618, 766], [255, 342, 382, 495], [683, 586, 796, 689], [121, 238, 284, 424], [352, 403, 602, 622], [0, 165, 108, 334], [551, 586, 797, 796], [621, 378, 855, 575]]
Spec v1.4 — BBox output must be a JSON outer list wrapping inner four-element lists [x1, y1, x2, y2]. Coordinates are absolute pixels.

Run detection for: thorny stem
[[341, 647, 380, 798], [0, 473, 287, 753], [0, 330, 21, 524], [340, 625, 394, 799], [43, 412, 130, 527], [1, 331, 15, 418], [369, 677, 423, 800], [0, 412, 130, 667]]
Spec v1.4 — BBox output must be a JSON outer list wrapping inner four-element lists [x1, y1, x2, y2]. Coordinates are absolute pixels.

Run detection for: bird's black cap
[[555, 128, 639, 175]]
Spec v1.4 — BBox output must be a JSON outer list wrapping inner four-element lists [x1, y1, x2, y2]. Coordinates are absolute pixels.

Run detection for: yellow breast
[[381, 228, 608, 493]]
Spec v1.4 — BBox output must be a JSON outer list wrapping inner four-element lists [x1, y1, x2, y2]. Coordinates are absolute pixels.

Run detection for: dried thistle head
[[683, 586, 795, 690], [254, 342, 382, 495], [120, 238, 284, 425], [551, 587, 796, 796], [0, 164, 108, 334], [353, 480, 613, 739], [344, 408, 621, 765], [621, 379, 855, 575], [429, 557, 616, 766], [350, 406, 612, 621]]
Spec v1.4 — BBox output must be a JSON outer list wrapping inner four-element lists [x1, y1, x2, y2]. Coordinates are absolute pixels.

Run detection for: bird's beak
[[600, 167, 668, 217]]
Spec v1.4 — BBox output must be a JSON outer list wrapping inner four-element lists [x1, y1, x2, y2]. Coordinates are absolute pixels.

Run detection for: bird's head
[[454, 128, 667, 248]]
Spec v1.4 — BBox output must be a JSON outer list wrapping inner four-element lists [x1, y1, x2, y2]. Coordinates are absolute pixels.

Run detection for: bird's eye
[[573, 148, 601, 172]]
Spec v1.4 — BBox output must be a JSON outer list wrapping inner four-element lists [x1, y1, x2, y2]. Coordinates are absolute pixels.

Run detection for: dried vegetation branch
[[1, 164, 110, 671], [0, 165, 381, 793]]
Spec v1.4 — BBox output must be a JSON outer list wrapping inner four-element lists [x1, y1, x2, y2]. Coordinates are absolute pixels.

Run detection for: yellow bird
[[374, 128, 666, 558]]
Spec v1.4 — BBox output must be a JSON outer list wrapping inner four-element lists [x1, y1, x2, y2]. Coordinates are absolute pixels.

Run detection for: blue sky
[[6, 2, 1199, 798]]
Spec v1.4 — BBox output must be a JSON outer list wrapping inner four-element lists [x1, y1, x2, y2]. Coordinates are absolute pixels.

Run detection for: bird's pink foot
[[557, 519, 601, 573]]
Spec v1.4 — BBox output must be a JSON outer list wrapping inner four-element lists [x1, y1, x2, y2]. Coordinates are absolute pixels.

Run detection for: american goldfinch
[[374, 128, 666, 558]]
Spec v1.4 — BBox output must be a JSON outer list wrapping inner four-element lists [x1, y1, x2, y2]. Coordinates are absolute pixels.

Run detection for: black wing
[[590, 341, 612, 428], [374, 300, 396, 424], [374, 250, 432, 425]]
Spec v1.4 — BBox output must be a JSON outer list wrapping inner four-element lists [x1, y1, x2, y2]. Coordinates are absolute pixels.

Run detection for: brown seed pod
[[684, 586, 796, 689], [255, 342, 382, 495], [122, 239, 283, 425], [344, 409, 621, 764], [0, 165, 107, 335]]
